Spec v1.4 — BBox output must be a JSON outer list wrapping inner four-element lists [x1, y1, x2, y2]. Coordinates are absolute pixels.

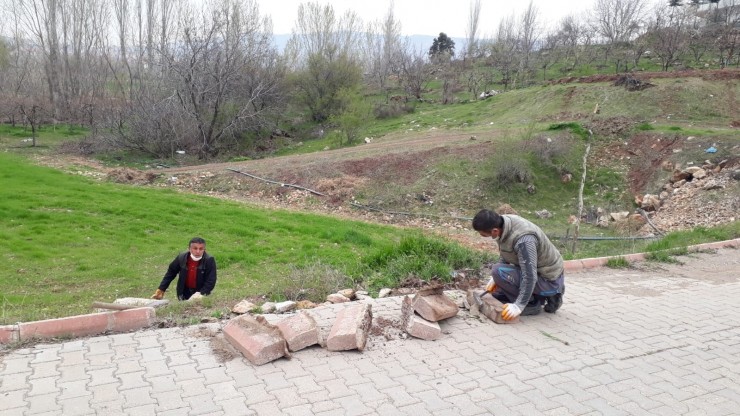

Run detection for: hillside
[[42, 70, 740, 254]]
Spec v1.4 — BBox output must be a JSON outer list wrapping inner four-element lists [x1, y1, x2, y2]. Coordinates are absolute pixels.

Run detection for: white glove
[[485, 278, 497, 293], [189, 292, 203, 301], [502, 303, 521, 321]]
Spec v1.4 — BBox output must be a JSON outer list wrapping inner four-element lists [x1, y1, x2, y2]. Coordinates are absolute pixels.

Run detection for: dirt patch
[[623, 133, 683, 194], [185, 326, 218, 338], [184, 325, 241, 362], [314, 176, 368, 204], [336, 147, 449, 185], [586, 116, 636, 138], [370, 316, 404, 340], [107, 168, 158, 184], [210, 335, 240, 362]]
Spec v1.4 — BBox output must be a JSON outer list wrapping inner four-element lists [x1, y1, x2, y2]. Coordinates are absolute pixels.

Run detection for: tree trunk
[[572, 131, 592, 254]]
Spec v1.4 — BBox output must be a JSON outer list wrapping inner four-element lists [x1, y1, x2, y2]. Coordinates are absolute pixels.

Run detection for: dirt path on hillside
[[148, 130, 497, 175]]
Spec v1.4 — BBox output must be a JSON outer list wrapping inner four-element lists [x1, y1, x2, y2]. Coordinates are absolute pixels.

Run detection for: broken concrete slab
[[223, 315, 290, 365], [412, 285, 459, 322], [232, 300, 256, 314], [274, 301, 296, 314], [94, 298, 169, 312], [401, 296, 441, 340], [466, 290, 519, 324], [275, 311, 319, 352], [326, 293, 350, 303], [326, 303, 373, 351]]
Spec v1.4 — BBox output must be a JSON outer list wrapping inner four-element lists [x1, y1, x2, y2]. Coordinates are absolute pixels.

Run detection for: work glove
[[501, 303, 522, 321], [188, 292, 203, 301], [485, 277, 497, 293], [151, 289, 165, 300]]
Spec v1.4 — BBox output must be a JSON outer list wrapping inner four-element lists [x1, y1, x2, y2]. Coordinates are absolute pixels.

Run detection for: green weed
[[606, 257, 630, 268], [645, 247, 688, 264], [362, 234, 494, 292], [547, 122, 590, 141], [646, 224, 739, 252]]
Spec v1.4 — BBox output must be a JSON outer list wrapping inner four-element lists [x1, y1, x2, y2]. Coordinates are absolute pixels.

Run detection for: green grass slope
[[0, 154, 491, 323]]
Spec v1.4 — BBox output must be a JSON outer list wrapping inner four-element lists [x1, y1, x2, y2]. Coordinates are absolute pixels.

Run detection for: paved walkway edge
[[2, 238, 738, 345]]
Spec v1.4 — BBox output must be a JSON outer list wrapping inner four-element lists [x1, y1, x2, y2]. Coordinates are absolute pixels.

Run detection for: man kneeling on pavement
[[472, 209, 565, 321]]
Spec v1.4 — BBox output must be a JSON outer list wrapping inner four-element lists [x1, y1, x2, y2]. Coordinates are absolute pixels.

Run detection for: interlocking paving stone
[[1, 247, 739, 415]]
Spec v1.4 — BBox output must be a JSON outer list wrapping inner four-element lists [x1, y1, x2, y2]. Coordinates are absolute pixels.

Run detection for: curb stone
[[1, 307, 156, 345]]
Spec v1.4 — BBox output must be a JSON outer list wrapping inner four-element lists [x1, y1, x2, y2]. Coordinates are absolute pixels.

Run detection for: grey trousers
[[490, 263, 565, 303]]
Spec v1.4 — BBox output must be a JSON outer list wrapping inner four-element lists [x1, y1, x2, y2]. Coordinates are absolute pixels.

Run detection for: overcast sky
[[256, 0, 662, 38]]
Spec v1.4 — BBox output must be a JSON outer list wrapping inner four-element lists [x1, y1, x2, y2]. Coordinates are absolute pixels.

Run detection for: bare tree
[[646, 2, 691, 70], [538, 32, 563, 81], [590, 0, 647, 70], [398, 45, 430, 100], [285, 1, 362, 68], [363, 1, 403, 100], [516, 0, 540, 86], [110, 0, 284, 159], [712, 0, 740, 67], [17, 0, 63, 115], [687, 2, 714, 64], [464, 0, 482, 59], [553, 14, 593, 72], [286, 2, 364, 122], [0, 0, 34, 125], [484, 13, 518, 90]]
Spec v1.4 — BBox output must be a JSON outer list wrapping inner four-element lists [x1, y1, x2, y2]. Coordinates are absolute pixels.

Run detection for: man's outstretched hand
[[502, 303, 522, 321], [151, 289, 165, 300]]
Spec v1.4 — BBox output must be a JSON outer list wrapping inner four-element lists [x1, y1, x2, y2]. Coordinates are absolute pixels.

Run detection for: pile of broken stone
[[222, 285, 509, 366]]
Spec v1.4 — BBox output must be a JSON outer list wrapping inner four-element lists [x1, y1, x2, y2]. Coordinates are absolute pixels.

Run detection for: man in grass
[[472, 209, 565, 320], [151, 237, 218, 301]]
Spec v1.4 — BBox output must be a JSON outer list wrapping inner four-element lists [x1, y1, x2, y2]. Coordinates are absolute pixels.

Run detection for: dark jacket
[[157, 252, 217, 300]]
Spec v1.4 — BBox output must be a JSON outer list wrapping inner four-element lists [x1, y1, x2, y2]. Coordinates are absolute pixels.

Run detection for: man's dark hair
[[472, 209, 504, 231], [189, 237, 206, 246]]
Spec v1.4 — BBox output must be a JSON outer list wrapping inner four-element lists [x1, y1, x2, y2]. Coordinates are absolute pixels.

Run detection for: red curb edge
[[0, 324, 19, 344], [563, 238, 740, 272], [1, 307, 156, 345]]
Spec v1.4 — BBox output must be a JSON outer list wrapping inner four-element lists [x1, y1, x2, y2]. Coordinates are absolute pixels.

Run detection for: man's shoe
[[544, 293, 563, 313], [522, 298, 542, 316]]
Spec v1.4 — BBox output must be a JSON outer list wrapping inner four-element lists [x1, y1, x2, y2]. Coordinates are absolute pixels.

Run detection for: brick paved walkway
[[1, 248, 739, 415]]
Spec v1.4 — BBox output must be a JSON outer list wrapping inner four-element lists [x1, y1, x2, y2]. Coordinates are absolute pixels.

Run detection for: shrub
[[528, 135, 573, 166], [493, 158, 533, 190], [374, 101, 415, 119]]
